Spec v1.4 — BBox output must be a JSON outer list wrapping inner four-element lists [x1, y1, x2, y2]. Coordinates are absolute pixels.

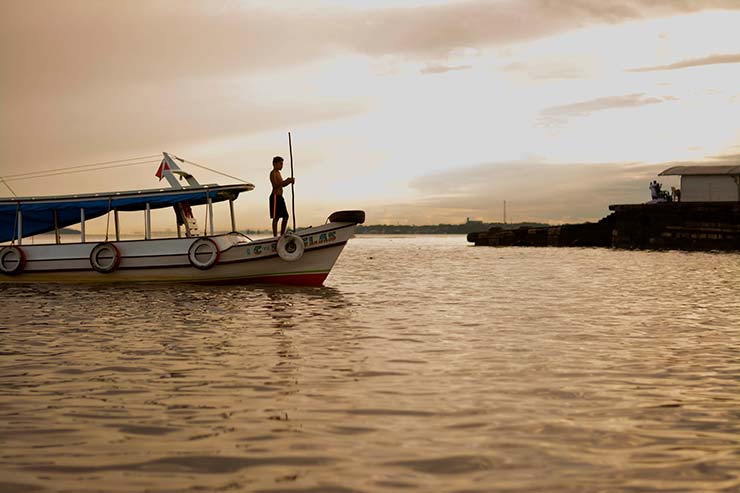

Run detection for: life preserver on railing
[[89, 242, 121, 273], [277, 233, 305, 262], [188, 238, 220, 270], [0, 246, 26, 276]]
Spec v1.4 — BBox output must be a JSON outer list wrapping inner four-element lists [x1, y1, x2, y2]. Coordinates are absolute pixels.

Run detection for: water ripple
[[1, 237, 740, 492]]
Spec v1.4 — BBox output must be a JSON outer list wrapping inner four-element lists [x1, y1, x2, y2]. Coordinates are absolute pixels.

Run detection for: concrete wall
[[681, 175, 739, 202]]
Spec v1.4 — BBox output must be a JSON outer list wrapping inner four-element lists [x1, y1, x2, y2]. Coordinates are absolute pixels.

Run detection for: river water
[[1, 235, 739, 492]]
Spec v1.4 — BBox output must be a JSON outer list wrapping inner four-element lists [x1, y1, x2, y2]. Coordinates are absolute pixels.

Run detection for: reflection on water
[[1, 236, 740, 492]]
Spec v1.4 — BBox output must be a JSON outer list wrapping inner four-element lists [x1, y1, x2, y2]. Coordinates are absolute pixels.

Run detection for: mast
[[160, 153, 202, 189]]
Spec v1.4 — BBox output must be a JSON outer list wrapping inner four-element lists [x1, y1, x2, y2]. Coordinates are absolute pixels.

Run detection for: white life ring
[[0, 246, 26, 276], [188, 238, 220, 270], [90, 242, 121, 273], [277, 234, 305, 262]]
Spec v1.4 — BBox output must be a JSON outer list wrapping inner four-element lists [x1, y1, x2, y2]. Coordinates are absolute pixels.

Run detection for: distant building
[[659, 165, 740, 202], [465, 217, 483, 225]]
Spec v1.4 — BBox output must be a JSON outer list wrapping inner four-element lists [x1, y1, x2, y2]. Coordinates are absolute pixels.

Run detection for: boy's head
[[272, 156, 284, 169]]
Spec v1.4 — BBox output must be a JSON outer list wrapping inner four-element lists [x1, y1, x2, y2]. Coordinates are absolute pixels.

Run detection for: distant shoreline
[[356, 223, 547, 235]]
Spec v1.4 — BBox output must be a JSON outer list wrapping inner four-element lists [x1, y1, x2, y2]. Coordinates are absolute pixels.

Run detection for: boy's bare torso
[[270, 169, 285, 195]]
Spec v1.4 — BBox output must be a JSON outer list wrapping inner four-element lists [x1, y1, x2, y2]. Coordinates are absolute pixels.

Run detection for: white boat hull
[[0, 222, 357, 286]]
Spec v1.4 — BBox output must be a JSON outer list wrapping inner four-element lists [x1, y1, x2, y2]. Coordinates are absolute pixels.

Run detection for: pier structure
[[660, 165, 740, 202], [468, 165, 740, 251]]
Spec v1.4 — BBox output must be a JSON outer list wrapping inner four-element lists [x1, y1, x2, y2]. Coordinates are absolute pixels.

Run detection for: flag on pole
[[155, 159, 170, 181]]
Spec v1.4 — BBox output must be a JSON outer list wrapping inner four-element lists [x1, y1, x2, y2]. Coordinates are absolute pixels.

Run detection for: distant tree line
[[356, 222, 548, 234]]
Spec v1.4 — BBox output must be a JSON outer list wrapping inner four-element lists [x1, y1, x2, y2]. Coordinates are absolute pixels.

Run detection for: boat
[[0, 153, 364, 285]]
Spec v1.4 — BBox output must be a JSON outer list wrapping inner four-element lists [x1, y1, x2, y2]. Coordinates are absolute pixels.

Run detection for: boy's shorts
[[269, 193, 289, 219]]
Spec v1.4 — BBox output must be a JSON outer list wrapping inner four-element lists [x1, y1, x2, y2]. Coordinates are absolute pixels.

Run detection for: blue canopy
[[0, 184, 251, 242]]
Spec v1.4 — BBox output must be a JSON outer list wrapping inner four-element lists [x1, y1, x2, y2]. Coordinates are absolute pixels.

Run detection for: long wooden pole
[[288, 132, 296, 232]]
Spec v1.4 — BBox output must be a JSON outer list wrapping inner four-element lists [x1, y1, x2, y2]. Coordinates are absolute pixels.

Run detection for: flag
[[155, 159, 170, 181]]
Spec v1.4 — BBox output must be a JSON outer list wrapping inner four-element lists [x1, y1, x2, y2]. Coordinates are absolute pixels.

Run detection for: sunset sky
[[2, 0, 739, 232]]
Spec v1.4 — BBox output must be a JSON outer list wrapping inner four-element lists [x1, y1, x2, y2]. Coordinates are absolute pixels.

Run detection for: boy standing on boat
[[269, 156, 294, 237]]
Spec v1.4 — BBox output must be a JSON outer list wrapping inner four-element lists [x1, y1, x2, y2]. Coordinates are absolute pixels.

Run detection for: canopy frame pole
[[80, 208, 86, 243], [202, 195, 208, 237], [17, 208, 23, 245], [229, 199, 236, 232], [54, 210, 60, 245], [145, 203, 151, 240], [114, 209, 120, 241], [104, 198, 112, 242], [207, 195, 214, 236]]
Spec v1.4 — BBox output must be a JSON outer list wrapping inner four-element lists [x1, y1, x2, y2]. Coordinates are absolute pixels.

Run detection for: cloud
[[420, 64, 472, 75], [533, 0, 740, 22], [3, 0, 738, 101], [370, 154, 740, 224], [364, 160, 665, 224], [0, 80, 365, 169], [628, 53, 740, 72], [704, 152, 740, 163], [539, 93, 676, 126], [337, 0, 740, 59], [378, 152, 740, 224], [502, 60, 590, 80], [2, 0, 738, 173], [2, 1, 737, 113]]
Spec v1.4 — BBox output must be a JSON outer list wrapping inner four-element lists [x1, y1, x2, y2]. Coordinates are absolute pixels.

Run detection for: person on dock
[[269, 156, 295, 237], [649, 181, 660, 200]]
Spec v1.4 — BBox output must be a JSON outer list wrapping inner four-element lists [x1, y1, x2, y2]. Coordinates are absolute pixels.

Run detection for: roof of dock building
[[659, 165, 740, 176]]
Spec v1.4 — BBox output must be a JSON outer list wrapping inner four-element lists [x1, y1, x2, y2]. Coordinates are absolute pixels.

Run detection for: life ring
[[0, 246, 26, 276], [89, 242, 121, 273], [277, 234, 305, 262], [188, 238, 220, 270]]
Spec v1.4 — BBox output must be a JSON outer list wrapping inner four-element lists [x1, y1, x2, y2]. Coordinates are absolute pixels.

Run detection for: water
[[1, 236, 740, 492]]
